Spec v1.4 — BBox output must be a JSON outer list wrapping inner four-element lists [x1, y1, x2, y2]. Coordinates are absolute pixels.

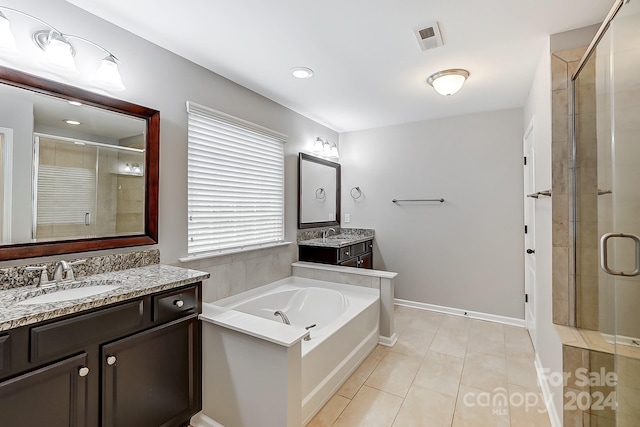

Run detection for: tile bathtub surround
[[0, 248, 160, 291], [297, 228, 374, 242], [308, 306, 550, 427], [0, 263, 209, 331]]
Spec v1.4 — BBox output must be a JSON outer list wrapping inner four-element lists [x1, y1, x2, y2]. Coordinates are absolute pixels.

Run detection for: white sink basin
[[17, 284, 121, 305]]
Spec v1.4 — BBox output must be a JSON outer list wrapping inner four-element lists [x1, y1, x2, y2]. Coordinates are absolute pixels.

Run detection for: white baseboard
[[534, 354, 562, 427], [394, 298, 526, 328], [190, 412, 224, 427], [379, 333, 398, 347]]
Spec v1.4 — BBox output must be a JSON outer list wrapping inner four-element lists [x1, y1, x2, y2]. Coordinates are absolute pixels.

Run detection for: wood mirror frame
[[298, 152, 341, 229], [0, 65, 159, 261]]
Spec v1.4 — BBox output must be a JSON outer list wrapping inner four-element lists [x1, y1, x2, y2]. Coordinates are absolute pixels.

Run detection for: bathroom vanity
[[298, 231, 374, 269], [0, 264, 208, 427]]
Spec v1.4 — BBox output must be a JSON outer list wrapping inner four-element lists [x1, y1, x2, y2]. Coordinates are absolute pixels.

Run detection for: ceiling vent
[[414, 22, 443, 51]]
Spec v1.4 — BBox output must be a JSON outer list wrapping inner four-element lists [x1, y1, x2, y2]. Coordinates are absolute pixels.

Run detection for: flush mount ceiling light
[[64, 119, 81, 125], [427, 69, 469, 96], [291, 67, 314, 79], [0, 6, 126, 91]]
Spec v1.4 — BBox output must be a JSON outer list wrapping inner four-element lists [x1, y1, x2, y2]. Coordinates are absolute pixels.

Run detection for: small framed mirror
[[298, 152, 340, 229]]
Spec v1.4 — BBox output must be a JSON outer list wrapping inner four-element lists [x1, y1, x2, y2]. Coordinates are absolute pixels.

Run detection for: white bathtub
[[196, 276, 380, 427]]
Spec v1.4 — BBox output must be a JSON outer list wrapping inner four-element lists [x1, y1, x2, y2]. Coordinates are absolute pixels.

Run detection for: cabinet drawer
[[153, 285, 198, 323], [0, 335, 9, 376], [351, 242, 368, 257], [339, 246, 352, 260], [30, 300, 144, 364]]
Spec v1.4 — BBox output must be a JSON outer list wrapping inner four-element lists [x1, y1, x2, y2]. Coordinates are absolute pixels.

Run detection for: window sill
[[179, 241, 292, 263]]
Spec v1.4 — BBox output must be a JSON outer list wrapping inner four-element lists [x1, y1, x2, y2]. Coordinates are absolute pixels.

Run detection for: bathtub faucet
[[274, 310, 290, 325]]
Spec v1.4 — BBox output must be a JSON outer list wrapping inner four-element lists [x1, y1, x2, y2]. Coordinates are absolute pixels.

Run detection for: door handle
[[526, 249, 535, 254], [600, 232, 640, 276]]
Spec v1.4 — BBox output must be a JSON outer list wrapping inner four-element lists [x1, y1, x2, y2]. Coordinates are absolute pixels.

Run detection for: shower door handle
[[600, 232, 640, 276]]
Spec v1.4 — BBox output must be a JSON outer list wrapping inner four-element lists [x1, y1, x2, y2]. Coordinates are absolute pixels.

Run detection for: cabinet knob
[[174, 299, 184, 308], [78, 367, 89, 377], [345, 252, 349, 256], [106, 355, 117, 365]]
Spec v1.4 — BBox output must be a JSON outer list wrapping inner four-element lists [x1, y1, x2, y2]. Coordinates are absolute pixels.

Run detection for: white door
[[523, 119, 536, 345]]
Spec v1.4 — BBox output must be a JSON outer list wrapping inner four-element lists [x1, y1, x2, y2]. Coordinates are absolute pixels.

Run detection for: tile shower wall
[[551, 46, 588, 327]]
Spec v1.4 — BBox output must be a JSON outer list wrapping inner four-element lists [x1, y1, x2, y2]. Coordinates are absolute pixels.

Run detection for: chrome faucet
[[25, 259, 86, 288], [321, 227, 336, 242], [274, 310, 290, 325]]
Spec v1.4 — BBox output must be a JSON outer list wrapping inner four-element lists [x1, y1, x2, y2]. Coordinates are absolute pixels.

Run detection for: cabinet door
[[102, 315, 200, 427], [0, 352, 88, 427]]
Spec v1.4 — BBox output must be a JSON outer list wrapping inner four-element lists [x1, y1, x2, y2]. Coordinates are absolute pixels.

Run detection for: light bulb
[[0, 12, 17, 52], [94, 55, 125, 91], [42, 32, 78, 75], [313, 137, 324, 153]]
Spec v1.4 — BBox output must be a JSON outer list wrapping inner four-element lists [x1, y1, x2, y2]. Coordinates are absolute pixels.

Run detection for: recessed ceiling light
[[68, 101, 82, 106], [64, 119, 81, 125], [291, 67, 314, 79]]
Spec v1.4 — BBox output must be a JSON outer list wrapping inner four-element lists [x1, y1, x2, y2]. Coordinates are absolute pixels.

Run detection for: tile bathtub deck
[[307, 305, 551, 427]]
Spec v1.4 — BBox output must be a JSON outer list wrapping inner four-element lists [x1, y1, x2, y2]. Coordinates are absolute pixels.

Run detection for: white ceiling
[[66, 0, 612, 133]]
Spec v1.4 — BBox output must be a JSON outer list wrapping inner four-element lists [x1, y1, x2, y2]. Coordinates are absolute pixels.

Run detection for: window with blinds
[[186, 101, 286, 256]]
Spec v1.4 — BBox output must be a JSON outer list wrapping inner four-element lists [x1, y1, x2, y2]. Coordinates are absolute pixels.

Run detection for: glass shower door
[[575, 0, 640, 425], [607, 2, 640, 425]]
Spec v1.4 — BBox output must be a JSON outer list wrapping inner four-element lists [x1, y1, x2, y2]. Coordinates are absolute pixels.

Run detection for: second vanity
[[0, 263, 209, 427], [298, 228, 374, 269]]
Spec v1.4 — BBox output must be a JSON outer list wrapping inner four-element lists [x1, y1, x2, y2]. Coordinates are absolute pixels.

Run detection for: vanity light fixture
[[291, 67, 314, 79], [427, 69, 469, 96], [312, 137, 339, 160], [0, 6, 126, 91]]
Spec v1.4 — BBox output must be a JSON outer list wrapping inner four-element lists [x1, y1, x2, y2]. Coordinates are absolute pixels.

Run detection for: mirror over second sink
[[298, 153, 340, 229]]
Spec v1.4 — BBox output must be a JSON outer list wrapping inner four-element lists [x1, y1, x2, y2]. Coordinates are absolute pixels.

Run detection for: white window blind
[[186, 101, 286, 256]]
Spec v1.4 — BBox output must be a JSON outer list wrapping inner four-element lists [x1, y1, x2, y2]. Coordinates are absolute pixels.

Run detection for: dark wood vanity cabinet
[[299, 239, 373, 269], [0, 282, 202, 427]]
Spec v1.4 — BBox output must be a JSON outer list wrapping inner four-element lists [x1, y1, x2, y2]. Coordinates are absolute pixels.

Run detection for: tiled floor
[[307, 305, 552, 427]]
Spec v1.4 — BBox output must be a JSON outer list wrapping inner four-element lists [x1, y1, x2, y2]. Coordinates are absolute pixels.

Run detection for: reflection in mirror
[[0, 82, 147, 244], [0, 65, 159, 261], [33, 134, 145, 242], [298, 152, 340, 229]]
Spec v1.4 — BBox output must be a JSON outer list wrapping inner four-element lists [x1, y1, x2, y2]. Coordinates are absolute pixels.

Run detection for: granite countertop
[[0, 264, 210, 331], [298, 233, 374, 248]]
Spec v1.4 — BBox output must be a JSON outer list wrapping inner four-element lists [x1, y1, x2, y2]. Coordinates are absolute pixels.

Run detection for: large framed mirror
[[0, 65, 159, 261], [298, 152, 340, 229]]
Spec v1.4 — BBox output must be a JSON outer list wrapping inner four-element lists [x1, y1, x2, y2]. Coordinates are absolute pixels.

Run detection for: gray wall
[[0, 97, 33, 242], [0, 0, 338, 301], [340, 108, 525, 319]]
